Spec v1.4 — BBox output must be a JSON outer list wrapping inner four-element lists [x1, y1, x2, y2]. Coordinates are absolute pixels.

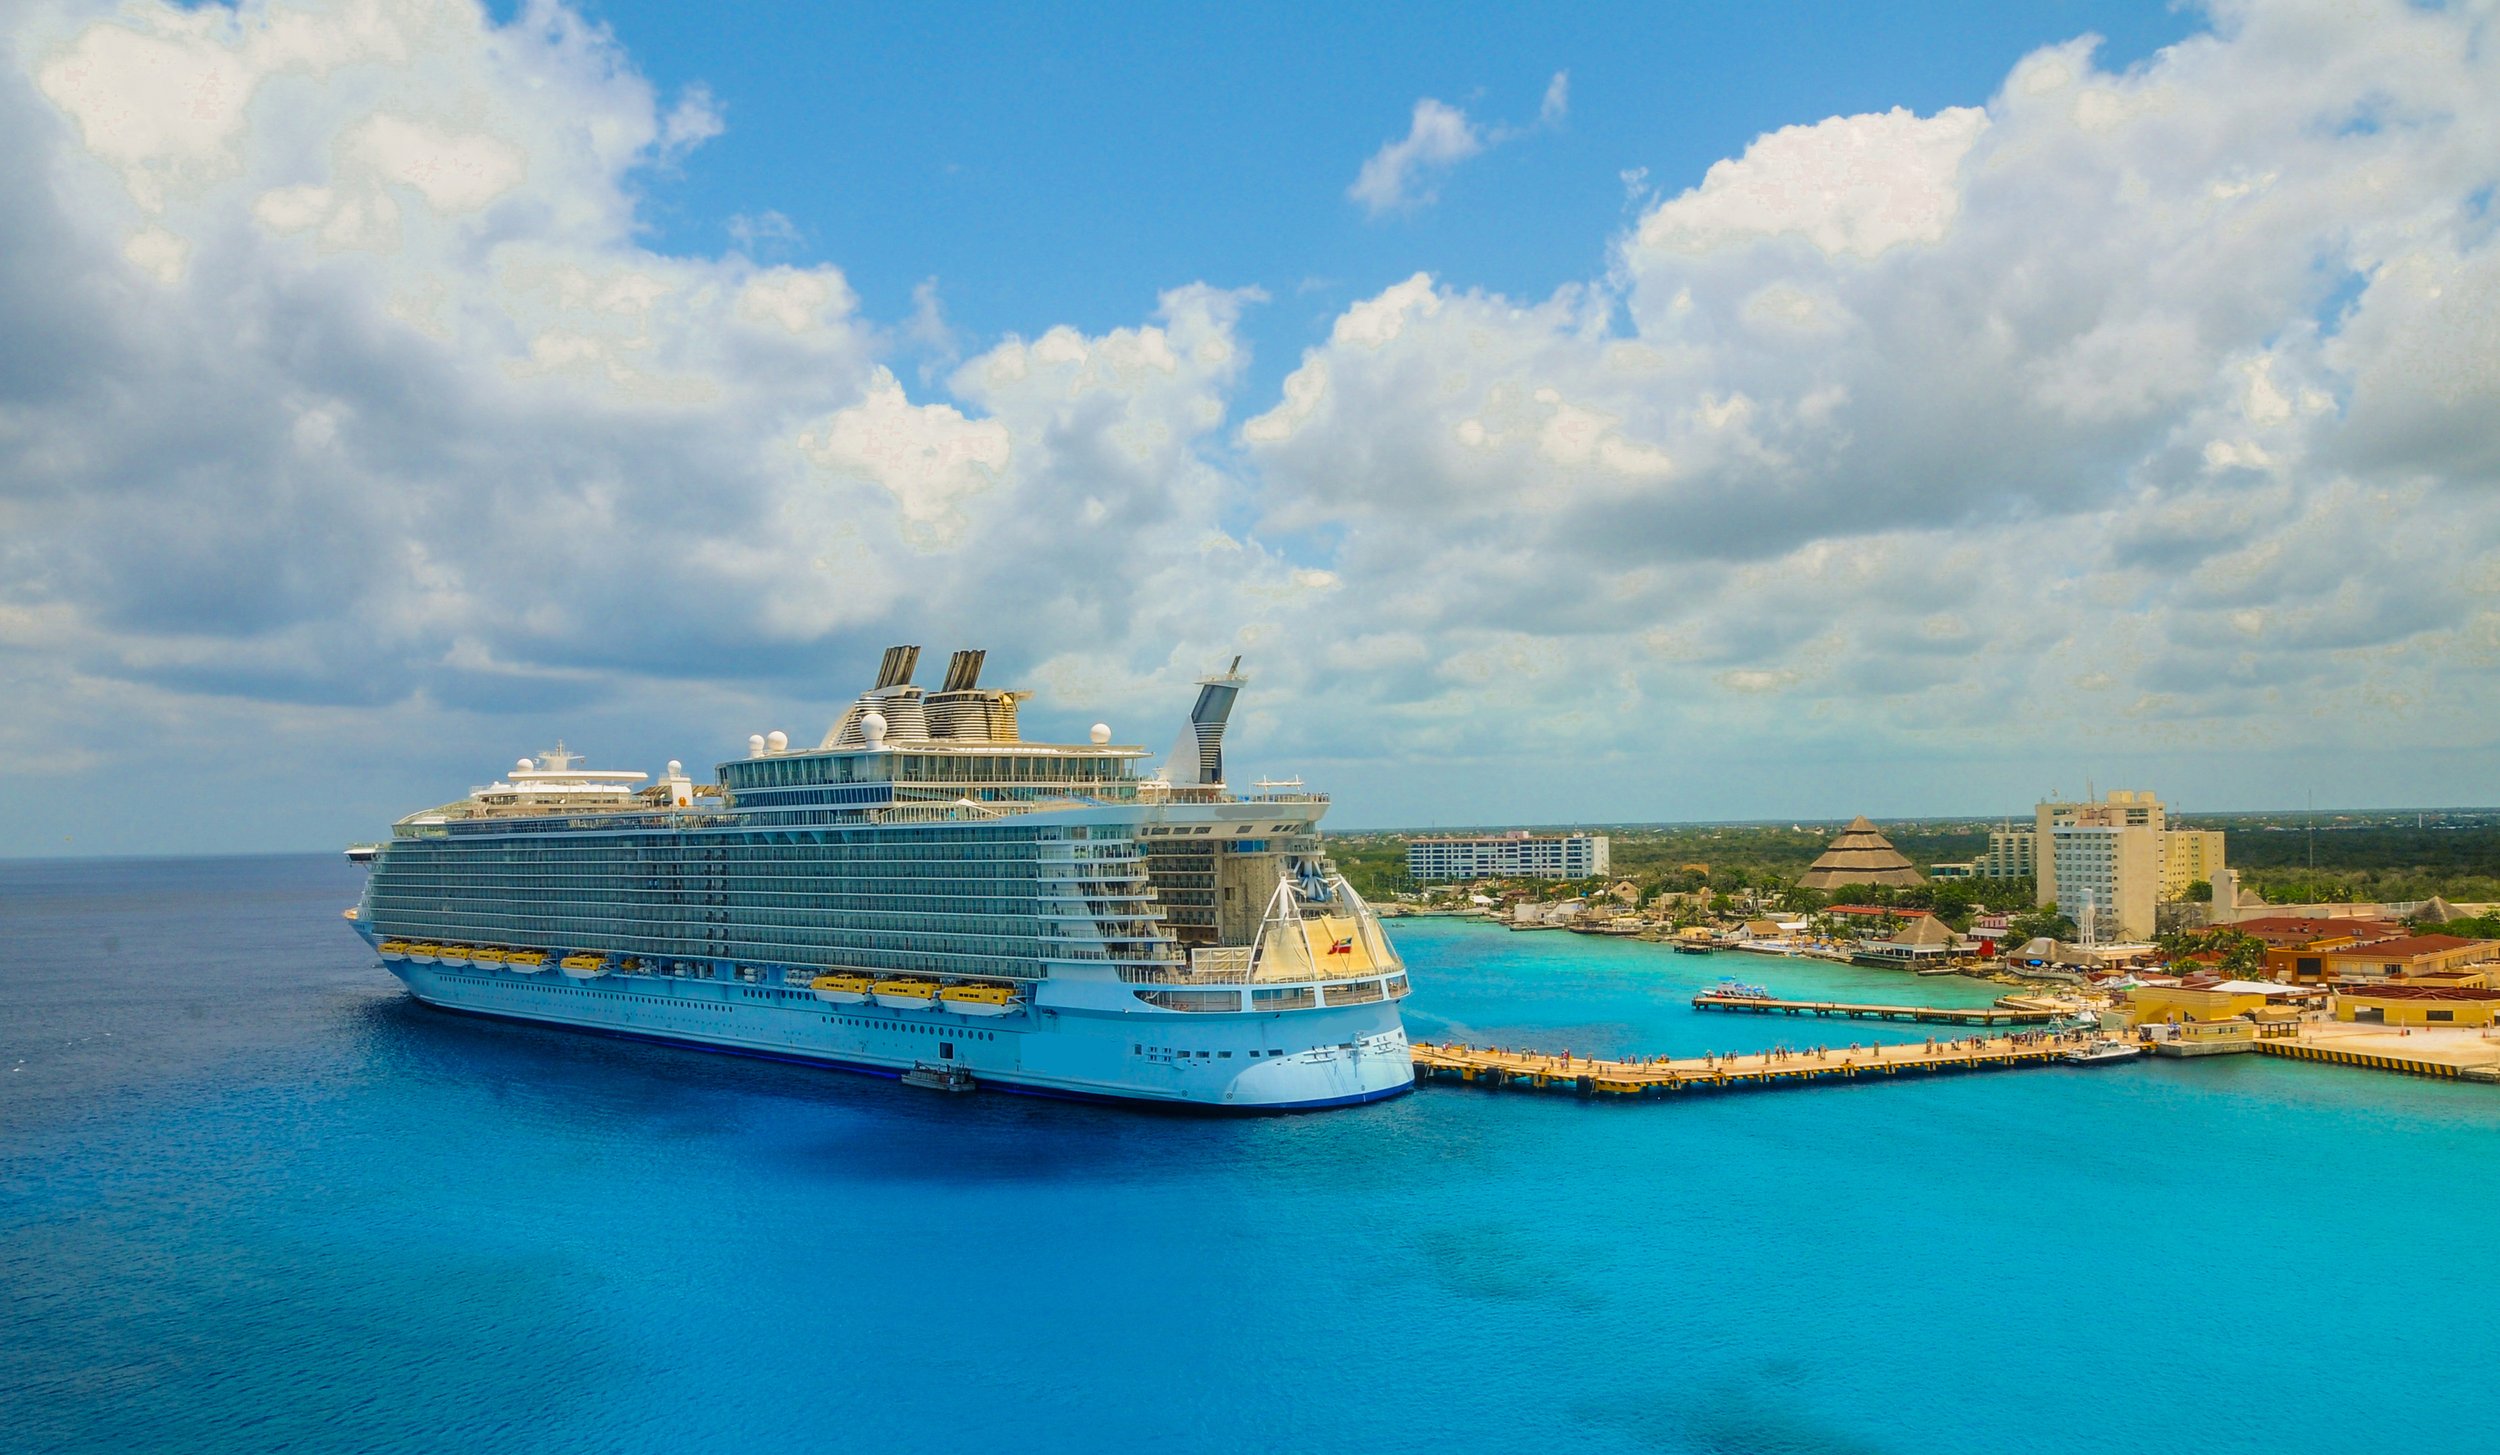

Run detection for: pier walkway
[[2256, 1025, 2500, 1083], [1690, 992, 2063, 1027], [1410, 1030, 2096, 1097]]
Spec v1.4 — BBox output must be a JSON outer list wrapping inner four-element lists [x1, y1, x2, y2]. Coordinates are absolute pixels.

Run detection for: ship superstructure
[[347, 649, 1412, 1109]]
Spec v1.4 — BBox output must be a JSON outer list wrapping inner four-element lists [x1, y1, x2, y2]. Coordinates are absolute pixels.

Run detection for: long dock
[[1410, 1031, 2096, 1097], [1690, 992, 2061, 1027], [2256, 1035, 2500, 1082]]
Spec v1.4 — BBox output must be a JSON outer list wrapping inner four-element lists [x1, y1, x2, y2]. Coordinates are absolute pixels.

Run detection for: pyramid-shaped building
[[1799, 817, 1925, 890]]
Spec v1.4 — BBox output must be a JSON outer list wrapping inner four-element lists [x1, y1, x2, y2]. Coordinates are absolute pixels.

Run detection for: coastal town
[[1361, 790, 2500, 1085]]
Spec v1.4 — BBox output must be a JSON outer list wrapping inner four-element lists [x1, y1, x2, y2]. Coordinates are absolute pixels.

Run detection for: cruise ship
[[346, 648, 1414, 1110]]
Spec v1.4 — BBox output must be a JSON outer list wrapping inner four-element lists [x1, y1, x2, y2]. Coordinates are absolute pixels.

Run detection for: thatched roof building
[[1799, 816, 1925, 890]]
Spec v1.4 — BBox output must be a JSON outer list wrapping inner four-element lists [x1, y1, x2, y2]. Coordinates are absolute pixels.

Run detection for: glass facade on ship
[[365, 821, 1163, 982], [345, 648, 1417, 1110]]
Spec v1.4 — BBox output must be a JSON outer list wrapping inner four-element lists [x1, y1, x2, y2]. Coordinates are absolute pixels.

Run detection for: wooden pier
[[1690, 992, 2062, 1027], [1411, 1031, 2095, 1097]]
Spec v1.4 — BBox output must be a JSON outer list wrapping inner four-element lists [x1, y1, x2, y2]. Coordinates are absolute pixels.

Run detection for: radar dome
[[1090, 723, 1111, 745], [766, 730, 788, 753], [666, 760, 683, 776], [747, 734, 766, 757], [861, 712, 889, 747], [516, 757, 534, 773]]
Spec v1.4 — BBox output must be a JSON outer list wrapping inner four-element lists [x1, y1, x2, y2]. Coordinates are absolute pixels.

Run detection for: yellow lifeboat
[[810, 973, 874, 1005], [559, 953, 610, 980], [870, 978, 940, 1011], [938, 983, 1022, 1018], [505, 950, 549, 973], [468, 948, 507, 968], [377, 939, 410, 960], [433, 944, 470, 967], [401, 943, 439, 965]]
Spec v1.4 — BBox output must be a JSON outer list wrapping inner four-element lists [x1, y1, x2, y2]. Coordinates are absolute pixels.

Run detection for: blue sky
[[5, 0, 2499, 854], [575, 1, 2199, 403]]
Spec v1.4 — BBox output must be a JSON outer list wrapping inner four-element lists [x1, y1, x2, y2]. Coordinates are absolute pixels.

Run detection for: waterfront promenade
[[2260, 1023, 2500, 1082], [1689, 991, 2060, 1026], [1411, 1029, 2096, 1096]]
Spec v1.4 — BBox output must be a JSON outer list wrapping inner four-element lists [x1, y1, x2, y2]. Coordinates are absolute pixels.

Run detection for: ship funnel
[[940, 649, 985, 693], [873, 645, 921, 690], [824, 645, 931, 747], [926, 647, 1024, 740], [1159, 658, 1247, 788]]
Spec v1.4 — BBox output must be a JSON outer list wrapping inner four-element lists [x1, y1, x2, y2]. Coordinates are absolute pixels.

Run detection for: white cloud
[[1347, 71, 1569, 217], [348, 113, 525, 212], [1633, 106, 1985, 261], [6, 0, 2500, 848], [799, 368, 1011, 546], [1348, 98, 1482, 216]]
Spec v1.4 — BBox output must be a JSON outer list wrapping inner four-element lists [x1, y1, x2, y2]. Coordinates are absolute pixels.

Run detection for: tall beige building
[[2030, 790, 2225, 942]]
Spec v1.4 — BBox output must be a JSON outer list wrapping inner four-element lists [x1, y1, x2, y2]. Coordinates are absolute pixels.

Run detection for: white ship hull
[[384, 959, 1413, 1110], [348, 646, 1415, 1113]]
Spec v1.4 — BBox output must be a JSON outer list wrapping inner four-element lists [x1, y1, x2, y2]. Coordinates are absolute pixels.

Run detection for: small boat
[[376, 939, 411, 960], [505, 950, 549, 974], [402, 943, 439, 965], [467, 948, 505, 968], [871, 978, 940, 1011], [938, 983, 1023, 1017], [1700, 980, 1773, 1002], [1671, 942, 1713, 955], [434, 945, 470, 967], [2063, 1037, 2142, 1066], [1916, 965, 1964, 977], [900, 1060, 976, 1093], [559, 954, 610, 980], [810, 973, 874, 1005]]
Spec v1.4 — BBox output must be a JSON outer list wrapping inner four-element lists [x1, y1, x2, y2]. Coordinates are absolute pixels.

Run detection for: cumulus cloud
[[4, 0, 2500, 850]]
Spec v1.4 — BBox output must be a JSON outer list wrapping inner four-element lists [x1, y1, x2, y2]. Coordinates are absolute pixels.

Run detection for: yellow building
[[2032, 791, 2226, 941], [2126, 980, 2291, 1025], [2333, 986, 2500, 1028], [2160, 829, 2227, 900]]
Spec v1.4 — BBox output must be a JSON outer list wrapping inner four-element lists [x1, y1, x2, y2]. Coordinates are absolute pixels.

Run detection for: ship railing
[[1114, 955, 1387, 988]]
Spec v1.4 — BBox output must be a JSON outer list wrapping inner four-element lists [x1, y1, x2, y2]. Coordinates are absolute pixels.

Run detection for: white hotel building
[[1407, 832, 1611, 882]]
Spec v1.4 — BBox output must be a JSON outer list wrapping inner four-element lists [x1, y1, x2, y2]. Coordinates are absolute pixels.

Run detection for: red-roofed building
[[2319, 934, 2500, 985], [2221, 916, 2412, 982]]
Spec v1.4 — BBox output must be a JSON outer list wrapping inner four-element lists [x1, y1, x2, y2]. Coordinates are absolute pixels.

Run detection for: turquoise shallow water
[[6, 856, 2498, 1454]]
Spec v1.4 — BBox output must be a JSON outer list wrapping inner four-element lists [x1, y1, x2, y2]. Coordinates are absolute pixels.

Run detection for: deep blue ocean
[[6, 855, 2497, 1454]]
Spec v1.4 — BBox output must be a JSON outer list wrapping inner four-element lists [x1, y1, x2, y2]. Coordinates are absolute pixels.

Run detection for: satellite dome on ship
[[1798, 816, 1925, 890]]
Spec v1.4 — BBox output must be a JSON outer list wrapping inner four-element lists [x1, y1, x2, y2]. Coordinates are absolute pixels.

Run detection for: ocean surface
[[5, 855, 2497, 1455]]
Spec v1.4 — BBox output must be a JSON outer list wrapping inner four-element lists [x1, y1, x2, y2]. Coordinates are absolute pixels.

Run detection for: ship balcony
[[1113, 948, 1391, 989]]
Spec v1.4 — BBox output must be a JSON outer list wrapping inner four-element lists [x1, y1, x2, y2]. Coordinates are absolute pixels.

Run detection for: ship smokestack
[[927, 648, 1023, 740], [1161, 656, 1246, 788], [873, 645, 921, 690]]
